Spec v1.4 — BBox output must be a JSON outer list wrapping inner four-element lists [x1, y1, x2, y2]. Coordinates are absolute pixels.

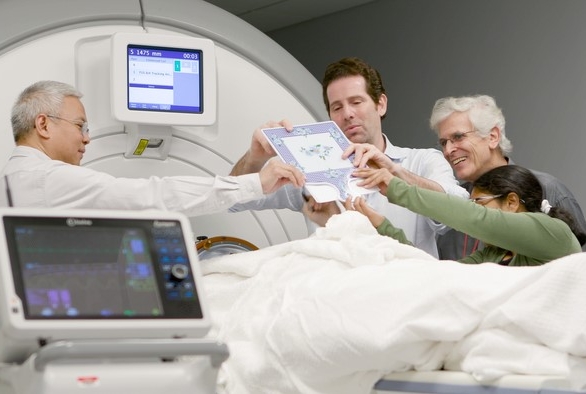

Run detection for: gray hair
[[11, 80, 83, 142], [429, 95, 512, 156]]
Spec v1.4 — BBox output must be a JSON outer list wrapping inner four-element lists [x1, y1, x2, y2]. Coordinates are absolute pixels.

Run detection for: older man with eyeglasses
[[0, 80, 306, 212], [431, 94, 586, 258]]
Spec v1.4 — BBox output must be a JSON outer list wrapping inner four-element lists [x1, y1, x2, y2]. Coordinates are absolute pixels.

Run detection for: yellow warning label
[[133, 139, 150, 156]]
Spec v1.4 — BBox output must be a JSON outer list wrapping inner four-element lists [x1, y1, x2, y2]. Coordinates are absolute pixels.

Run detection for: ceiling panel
[[203, 0, 377, 32]]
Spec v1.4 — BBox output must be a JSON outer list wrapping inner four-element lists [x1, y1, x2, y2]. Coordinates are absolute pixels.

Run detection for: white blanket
[[201, 211, 586, 394]]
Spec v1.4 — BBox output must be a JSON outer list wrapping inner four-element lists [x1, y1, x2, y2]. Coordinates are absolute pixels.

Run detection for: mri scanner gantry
[[0, 0, 328, 248]]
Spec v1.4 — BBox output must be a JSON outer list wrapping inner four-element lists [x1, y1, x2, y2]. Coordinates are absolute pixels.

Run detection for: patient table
[[375, 371, 584, 394]]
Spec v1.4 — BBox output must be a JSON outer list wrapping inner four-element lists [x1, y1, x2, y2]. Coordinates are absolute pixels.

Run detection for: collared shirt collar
[[382, 134, 408, 163], [11, 145, 51, 160]]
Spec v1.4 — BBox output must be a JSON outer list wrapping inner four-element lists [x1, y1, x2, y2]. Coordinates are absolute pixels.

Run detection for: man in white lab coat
[[1, 80, 305, 213]]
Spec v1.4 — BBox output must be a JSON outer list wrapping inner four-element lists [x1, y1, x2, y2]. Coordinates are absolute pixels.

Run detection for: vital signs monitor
[[0, 208, 209, 364]]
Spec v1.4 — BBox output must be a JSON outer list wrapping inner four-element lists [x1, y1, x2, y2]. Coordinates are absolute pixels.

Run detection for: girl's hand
[[344, 196, 385, 228]]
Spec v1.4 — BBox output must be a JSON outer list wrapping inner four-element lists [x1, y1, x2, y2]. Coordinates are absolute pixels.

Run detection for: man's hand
[[345, 143, 446, 193], [250, 119, 293, 164], [342, 143, 395, 170], [231, 119, 294, 175], [301, 195, 341, 227], [259, 158, 305, 194]]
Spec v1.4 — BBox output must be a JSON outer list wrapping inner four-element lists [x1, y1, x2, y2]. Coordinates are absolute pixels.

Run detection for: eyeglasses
[[437, 130, 476, 151], [46, 115, 89, 136], [469, 194, 503, 205]]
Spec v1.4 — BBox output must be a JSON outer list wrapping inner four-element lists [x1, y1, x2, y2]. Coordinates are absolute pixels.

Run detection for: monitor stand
[[0, 338, 228, 394]]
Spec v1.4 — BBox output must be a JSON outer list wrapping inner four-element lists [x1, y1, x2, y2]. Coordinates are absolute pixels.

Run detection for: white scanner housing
[[0, 0, 327, 249]]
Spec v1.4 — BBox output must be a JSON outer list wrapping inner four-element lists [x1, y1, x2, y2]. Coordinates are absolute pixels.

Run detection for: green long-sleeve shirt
[[377, 177, 581, 265]]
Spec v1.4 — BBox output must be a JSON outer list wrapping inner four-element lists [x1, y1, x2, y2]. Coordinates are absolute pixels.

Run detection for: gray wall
[[268, 0, 586, 210]]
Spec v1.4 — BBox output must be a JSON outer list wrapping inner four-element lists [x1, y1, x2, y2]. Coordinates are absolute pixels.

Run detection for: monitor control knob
[[170, 264, 189, 281]]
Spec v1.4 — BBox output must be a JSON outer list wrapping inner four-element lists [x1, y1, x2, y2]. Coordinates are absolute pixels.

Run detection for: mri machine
[[1, 0, 585, 393], [0, 0, 327, 250], [0, 0, 323, 392]]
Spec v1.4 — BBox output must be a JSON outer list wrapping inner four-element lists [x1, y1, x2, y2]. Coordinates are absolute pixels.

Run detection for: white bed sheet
[[200, 211, 586, 394]]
